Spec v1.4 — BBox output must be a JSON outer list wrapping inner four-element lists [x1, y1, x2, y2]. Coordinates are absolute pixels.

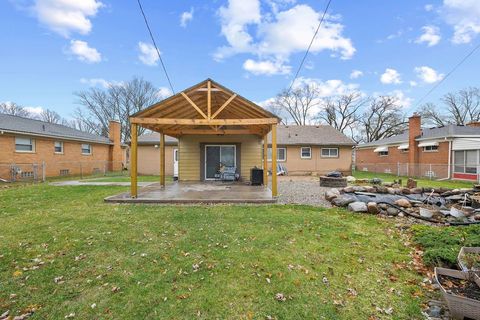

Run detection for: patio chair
[[220, 166, 239, 181]]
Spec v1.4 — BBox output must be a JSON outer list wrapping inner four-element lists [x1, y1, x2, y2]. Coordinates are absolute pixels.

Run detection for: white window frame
[[300, 147, 312, 159], [81, 143, 92, 155], [321, 148, 339, 158], [15, 137, 35, 153], [267, 147, 286, 162], [54, 141, 64, 154], [423, 145, 439, 152], [454, 150, 479, 174], [378, 151, 389, 157]]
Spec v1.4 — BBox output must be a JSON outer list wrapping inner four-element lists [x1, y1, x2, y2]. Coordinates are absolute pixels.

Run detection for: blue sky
[[1, 0, 480, 119]]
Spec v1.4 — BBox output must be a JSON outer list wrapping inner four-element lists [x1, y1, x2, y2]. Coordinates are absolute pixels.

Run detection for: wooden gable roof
[[130, 79, 280, 137]]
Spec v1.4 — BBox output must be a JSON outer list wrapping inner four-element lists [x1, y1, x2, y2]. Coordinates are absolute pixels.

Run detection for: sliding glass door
[[205, 145, 236, 180]]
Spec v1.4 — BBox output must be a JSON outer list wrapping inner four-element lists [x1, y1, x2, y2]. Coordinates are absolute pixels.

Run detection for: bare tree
[[268, 84, 320, 125], [0, 102, 31, 117], [74, 77, 163, 142], [317, 92, 366, 138], [38, 108, 62, 124], [419, 87, 480, 126], [357, 96, 407, 143]]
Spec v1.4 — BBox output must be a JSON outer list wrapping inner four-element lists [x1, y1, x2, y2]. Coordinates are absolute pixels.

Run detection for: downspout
[[438, 138, 452, 181]]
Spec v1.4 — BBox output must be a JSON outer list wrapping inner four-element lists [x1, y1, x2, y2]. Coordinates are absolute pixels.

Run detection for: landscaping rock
[[386, 207, 399, 216], [379, 203, 388, 210], [348, 202, 368, 212], [367, 202, 379, 214], [406, 178, 417, 188], [352, 186, 366, 192], [411, 187, 423, 194], [427, 305, 442, 318], [401, 187, 411, 194], [374, 186, 388, 193], [324, 189, 340, 201], [331, 195, 356, 207], [346, 176, 356, 183], [394, 198, 412, 208], [364, 186, 375, 193], [387, 188, 396, 195], [343, 186, 354, 193]]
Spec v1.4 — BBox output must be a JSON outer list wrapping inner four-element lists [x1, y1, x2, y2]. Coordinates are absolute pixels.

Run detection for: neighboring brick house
[[134, 125, 355, 176], [356, 114, 480, 181], [0, 114, 124, 180]]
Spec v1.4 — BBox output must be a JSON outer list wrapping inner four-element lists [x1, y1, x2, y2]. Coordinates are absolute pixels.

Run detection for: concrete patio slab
[[104, 182, 275, 204]]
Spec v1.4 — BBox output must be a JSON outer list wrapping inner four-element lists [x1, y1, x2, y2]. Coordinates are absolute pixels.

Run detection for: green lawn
[[83, 175, 164, 183], [353, 170, 475, 189], [0, 184, 430, 319]]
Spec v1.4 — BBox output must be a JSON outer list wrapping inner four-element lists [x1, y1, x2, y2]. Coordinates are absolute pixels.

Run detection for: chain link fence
[[354, 162, 480, 182], [0, 161, 127, 182]]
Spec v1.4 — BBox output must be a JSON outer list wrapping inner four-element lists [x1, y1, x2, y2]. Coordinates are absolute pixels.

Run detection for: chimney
[[408, 113, 421, 172], [466, 121, 480, 127], [108, 120, 122, 171]]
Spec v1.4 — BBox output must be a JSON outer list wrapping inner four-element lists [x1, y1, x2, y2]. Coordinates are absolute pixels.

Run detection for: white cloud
[[25, 106, 44, 114], [441, 0, 480, 44], [350, 70, 363, 79], [32, 0, 103, 37], [390, 90, 413, 108], [156, 87, 173, 99], [138, 42, 159, 66], [409, 80, 418, 87], [425, 4, 434, 12], [180, 7, 194, 28], [243, 59, 291, 75], [215, 1, 355, 72], [380, 68, 402, 84], [414, 66, 444, 83], [69, 40, 101, 63], [415, 25, 441, 46], [80, 78, 114, 88]]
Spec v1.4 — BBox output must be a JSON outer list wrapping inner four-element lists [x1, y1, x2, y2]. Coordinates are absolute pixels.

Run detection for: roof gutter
[[0, 129, 113, 145]]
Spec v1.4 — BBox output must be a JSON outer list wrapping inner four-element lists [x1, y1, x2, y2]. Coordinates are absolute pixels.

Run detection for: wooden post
[[160, 132, 165, 187], [271, 124, 277, 197], [263, 134, 268, 187], [130, 123, 138, 198], [207, 80, 211, 120]]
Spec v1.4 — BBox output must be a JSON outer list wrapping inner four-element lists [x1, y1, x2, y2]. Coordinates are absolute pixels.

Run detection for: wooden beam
[[207, 80, 211, 120], [163, 129, 257, 135], [263, 133, 268, 187], [130, 123, 138, 198], [181, 92, 208, 119], [160, 133, 165, 187], [130, 117, 278, 126], [212, 94, 237, 119], [271, 124, 277, 197]]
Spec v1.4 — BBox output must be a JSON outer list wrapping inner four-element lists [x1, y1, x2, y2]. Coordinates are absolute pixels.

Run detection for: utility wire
[[136, 0, 175, 94], [287, 0, 332, 93], [413, 41, 480, 108]]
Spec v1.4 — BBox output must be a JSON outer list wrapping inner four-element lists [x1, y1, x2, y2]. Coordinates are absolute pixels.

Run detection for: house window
[[378, 151, 389, 157], [267, 147, 286, 162], [454, 150, 479, 174], [300, 147, 311, 159], [60, 169, 70, 176], [423, 145, 438, 152], [54, 141, 63, 153], [15, 137, 35, 152], [400, 148, 409, 153], [81, 144, 92, 155], [321, 148, 339, 158]]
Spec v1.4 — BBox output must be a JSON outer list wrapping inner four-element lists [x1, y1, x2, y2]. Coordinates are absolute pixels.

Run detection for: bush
[[411, 224, 480, 268]]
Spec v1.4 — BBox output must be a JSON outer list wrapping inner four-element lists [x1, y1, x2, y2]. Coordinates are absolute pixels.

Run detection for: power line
[[287, 0, 332, 93], [414, 41, 480, 108], [136, 0, 175, 94]]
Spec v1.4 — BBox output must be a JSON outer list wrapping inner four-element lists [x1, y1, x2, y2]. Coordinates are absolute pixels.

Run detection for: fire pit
[[320, 172, 347, 188]]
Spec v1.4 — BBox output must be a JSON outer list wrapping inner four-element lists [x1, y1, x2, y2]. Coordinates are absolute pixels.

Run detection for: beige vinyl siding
[[178, 134, 262, 181]]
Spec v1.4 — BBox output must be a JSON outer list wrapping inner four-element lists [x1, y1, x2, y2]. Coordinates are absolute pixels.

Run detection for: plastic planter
[[458, 247, 480, 276], [434, 267, 480, 320]]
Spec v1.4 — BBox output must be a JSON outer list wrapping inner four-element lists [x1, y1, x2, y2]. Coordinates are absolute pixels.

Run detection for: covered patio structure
[[125, 79, 280, 203]]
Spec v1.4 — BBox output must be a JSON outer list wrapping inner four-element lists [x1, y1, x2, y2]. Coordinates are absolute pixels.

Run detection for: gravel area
[[276, 177, 332, 207]]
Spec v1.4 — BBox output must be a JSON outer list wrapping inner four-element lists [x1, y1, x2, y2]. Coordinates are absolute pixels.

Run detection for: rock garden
[[324, 176, 480, 226]]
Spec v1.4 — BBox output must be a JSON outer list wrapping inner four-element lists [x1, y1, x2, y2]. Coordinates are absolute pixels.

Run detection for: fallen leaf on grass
[[111, 286, 120, 293], [274, 293, 286, 302]]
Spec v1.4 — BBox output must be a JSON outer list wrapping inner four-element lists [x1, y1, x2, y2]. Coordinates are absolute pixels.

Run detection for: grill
[[250, 168, 263, 186]]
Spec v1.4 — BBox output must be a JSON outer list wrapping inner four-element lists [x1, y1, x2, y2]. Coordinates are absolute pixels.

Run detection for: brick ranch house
[[133, 125, 355, 177], [356, 113, 480, 181], [0, 114, 124, 180]]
